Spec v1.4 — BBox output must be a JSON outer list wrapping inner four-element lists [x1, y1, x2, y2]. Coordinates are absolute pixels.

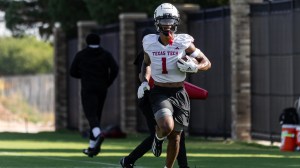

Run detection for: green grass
[[0, 131, 299, 168]]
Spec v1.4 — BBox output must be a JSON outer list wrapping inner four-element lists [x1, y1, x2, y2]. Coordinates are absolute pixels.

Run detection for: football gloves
[[177, 57, 198, 73], [137, 82, 150, 99]]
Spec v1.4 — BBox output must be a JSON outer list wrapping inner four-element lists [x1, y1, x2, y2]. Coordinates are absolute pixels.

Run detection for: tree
[[0, 36, 53, 75], [0, 0, 229, 38], [48, 0, 91, 38], [0, 0, 9, 11], [197, 0, 229, 8], [3, 0, 53, 38], [83, 0, 163, 25]]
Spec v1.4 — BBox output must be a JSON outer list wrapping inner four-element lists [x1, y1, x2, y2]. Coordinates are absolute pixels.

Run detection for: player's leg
[[127, 93, 156, 159], [95, 89, 107, 123], [81, 89, 104, 157], [120, 119, 155, 167], [150, 87, 175, 157], [166, 130, 181, 168], [81, 89, 99, 130], [155, 115, 174, 138], [121, 91, 156, 167], [171, 87, 190, 167], [152, 100, 174, 157], [177, 131, 189, 168], [89, 89, 107, 154]]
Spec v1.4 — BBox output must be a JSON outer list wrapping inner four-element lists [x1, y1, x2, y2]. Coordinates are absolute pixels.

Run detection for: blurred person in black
[[70, 33, 119, 157], [120, 28, 189, 168]]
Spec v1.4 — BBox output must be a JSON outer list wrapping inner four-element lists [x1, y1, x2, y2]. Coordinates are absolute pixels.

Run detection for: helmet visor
[[158, 19, 177, 26]]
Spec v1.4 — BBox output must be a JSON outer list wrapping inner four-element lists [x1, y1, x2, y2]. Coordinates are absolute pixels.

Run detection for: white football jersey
[[143, 33, 194, 83]]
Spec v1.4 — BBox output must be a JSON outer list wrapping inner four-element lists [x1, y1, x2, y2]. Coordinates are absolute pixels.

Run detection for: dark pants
[[81, 88, 107, 140], [127, 91, 188, 167]]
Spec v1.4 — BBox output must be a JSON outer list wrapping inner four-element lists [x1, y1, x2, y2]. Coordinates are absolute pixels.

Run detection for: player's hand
[[177, 57, 198, 73], [137, 82, 150, 99]]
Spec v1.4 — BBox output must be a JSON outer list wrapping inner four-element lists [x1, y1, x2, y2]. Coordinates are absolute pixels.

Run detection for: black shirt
[[70, 47, 119, 89]]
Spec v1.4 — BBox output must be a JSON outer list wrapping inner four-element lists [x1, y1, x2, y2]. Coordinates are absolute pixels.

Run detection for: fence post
[[230, 0, 263, 141], [119, 13, 147, 133], [53, 27, 68, 130]]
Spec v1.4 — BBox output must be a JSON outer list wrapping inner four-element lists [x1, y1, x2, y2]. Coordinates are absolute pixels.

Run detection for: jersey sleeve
[[175, 34, 194, 49], [142, 34, 158, 51]]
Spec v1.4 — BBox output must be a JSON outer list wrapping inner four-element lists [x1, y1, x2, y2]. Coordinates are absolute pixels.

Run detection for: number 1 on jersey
[[161, 57, 168, 74]]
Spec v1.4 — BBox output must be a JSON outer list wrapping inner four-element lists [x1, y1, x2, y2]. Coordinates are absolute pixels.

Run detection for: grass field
[[0, 131, 299, 168]]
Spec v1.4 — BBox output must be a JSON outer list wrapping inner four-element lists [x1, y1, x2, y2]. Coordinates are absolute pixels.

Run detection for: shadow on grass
[[0, 130, 87, 142]]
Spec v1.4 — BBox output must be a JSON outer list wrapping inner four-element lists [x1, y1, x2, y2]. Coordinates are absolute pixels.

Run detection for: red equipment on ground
[[148, 77, 208, 100]]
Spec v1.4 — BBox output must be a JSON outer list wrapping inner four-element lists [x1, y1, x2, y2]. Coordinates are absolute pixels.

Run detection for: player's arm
[[186, 43, 211, 71], [140, 52, 151, 82], [69, 54, 81, 78], [137, 52, 151, 98]]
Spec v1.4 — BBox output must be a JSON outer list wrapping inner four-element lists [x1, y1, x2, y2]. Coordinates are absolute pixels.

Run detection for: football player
[[138, 3, 211, 168], [120, 28, 189, 168]]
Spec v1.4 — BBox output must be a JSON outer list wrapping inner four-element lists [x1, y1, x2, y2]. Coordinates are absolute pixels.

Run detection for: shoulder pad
[[174, 34, 194, 49], [143, 34, 158, 50]]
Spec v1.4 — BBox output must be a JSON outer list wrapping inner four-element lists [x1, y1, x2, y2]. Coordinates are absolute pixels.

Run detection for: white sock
[[92, 127, 101, 138], [89, 140, 96, 148], [155, 133, 165, 141]]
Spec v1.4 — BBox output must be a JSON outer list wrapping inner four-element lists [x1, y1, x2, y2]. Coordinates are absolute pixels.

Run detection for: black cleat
[[120, 157, 134, 168], [152, 136, 164, 157], [83, 147, 99, 158], [83, 135, 105, 157]]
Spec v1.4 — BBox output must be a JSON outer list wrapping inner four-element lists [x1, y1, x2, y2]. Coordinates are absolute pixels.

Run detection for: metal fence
[[250, 0, 300, 141], [186, 7, 231, 138]]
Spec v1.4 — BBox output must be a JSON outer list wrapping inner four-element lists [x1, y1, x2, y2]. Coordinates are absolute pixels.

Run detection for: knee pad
[[154, 108, 172, 121]]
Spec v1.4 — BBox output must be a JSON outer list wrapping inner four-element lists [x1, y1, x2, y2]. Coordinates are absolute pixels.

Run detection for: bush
[[0, 36, 53, 75]]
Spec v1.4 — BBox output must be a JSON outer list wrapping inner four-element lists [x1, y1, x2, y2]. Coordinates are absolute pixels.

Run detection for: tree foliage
[[0, 0, 228, 38], [83, 0, 163, 25], [0, 36, 53, 75], [189, 0, 229, 8], [48, 0, 91, 38], [3, 0, 52, 38]]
